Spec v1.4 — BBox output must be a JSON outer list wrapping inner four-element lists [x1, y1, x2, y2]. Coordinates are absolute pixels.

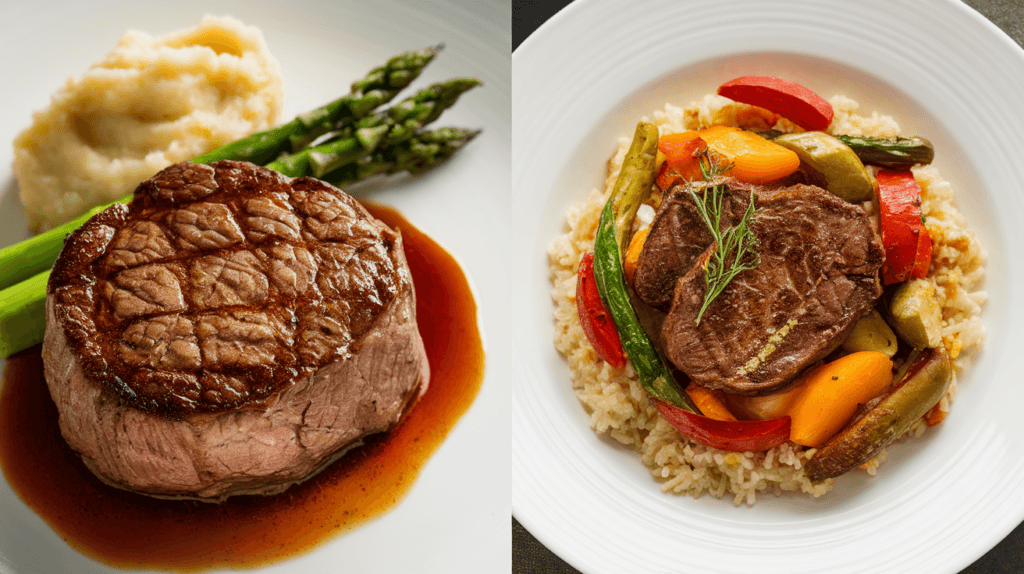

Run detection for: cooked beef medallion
[[633, 179, 757, 311], [643, 181, 883, 395], [43, 160, 430, 501]]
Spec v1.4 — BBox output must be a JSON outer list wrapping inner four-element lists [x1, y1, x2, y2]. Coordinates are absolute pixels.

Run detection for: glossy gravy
[[0, 203, 484, 571]]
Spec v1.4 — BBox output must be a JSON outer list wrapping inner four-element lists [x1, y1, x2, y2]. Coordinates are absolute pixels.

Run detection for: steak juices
[[43, 161, 429, 501]]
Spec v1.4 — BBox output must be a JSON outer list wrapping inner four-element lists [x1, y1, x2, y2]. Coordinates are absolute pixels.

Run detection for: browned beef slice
[[43, 161, 429, 501], [658, 183, 884, 395], [632, 180, 755, 310]]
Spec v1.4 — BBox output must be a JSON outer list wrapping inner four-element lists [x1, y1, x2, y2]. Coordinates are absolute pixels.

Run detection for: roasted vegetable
[[772, 131, 874, 202], [724, 382, 802, 421], [835, 135, 934, 169], [889, 279, 944, 349], [805, 348, 952, 482], [659, 127, 799, 185], [717, 76, 834, 131], [576, 252, 626, 368], [607, 123, 661, 259], [685, 383, 737, 422], [785, 351, 894, 447], [877, 169, 932, 284], [592, 123, 698, 411], [726, 350, 894, 447], [924, 401, 948, 427], [622, 226, 650, 285], [655, 135, 712, 190], [841, 310, 899, 357], [657, 401, 790, 452]]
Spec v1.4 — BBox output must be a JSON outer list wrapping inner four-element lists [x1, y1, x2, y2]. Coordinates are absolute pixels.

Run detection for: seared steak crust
[[48, 161, 405, 415], [43, 161, 429, 500], [633, 179, 753, 310], [648, 182, 884, 395]]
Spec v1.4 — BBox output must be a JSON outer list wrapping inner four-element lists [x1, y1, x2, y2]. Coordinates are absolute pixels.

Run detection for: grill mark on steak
[[48, 161, 408, 415], [167, 201, 246, 251], [645, 181, 884, 395]]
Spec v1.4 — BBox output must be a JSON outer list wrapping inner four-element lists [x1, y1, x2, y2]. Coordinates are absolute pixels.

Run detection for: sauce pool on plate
[[0, 202, 484, 571]]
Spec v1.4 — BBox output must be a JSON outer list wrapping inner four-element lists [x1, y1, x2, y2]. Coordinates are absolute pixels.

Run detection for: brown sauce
[[0, 202, 485, 571]]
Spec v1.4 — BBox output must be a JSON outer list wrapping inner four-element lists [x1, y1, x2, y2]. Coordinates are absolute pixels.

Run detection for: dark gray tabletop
[[511, 1, 1024, 572]]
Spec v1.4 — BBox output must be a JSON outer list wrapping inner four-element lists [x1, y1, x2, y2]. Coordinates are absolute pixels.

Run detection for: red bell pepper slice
[[717, 76, 833, 132], [655, 135, 709, 190], [656, 400, 791, 452], [576, 252, 626, 368], [911, 225, 932, 279], [877, 169, 931, 284]]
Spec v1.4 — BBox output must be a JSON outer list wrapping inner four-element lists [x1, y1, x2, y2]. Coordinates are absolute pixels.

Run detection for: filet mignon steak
[[639, 181, 884, 395], [43, 160, 430, 501]]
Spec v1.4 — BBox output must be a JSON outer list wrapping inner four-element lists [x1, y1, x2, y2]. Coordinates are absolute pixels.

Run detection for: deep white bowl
[[513, 1, 1024, 572]]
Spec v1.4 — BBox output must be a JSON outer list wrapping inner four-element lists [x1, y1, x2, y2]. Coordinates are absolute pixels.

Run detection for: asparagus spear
[[320, 127, 481, 187], [287, 45, 443, 152], [0, 201, 130, 292], [0, 271, 48, 359], [304, 78, 482, 177]]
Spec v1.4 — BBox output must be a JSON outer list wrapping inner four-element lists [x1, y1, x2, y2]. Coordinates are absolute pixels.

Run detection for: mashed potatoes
[[12, 15, 285, 232]]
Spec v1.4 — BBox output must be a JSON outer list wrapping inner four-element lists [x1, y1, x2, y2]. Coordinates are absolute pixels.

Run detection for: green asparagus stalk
[[0, 201, 130, 292], [0, 271, 48, 358], [287, 45, 442, 152], [319, 127, 481, 187], [255, 79, 480, 180], [307, 78, 482, 177]]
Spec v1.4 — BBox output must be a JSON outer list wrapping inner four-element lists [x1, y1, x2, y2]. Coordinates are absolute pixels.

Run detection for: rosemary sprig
[[686, 153, 761, 324]]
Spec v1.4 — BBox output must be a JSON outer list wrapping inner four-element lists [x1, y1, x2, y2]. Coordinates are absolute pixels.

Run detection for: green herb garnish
[[686, 153, 761, 324]]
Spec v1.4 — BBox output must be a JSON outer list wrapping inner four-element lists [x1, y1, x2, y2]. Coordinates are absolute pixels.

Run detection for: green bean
[[592, 122, 698, 412]]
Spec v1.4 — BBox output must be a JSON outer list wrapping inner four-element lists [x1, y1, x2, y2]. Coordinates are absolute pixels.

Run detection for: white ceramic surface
[[0, 1, 510, 572], [513, 1, 1024, 573]]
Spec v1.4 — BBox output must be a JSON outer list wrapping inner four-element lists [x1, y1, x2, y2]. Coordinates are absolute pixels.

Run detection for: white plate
[[0, 1, 510, 572], [512, 1, 1024, 572]]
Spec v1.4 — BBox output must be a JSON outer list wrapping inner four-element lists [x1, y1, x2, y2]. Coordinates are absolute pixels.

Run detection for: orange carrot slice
[[787, 351, 894, 447], [685, 383, 737, 422], [623, 226, 650, 286]]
